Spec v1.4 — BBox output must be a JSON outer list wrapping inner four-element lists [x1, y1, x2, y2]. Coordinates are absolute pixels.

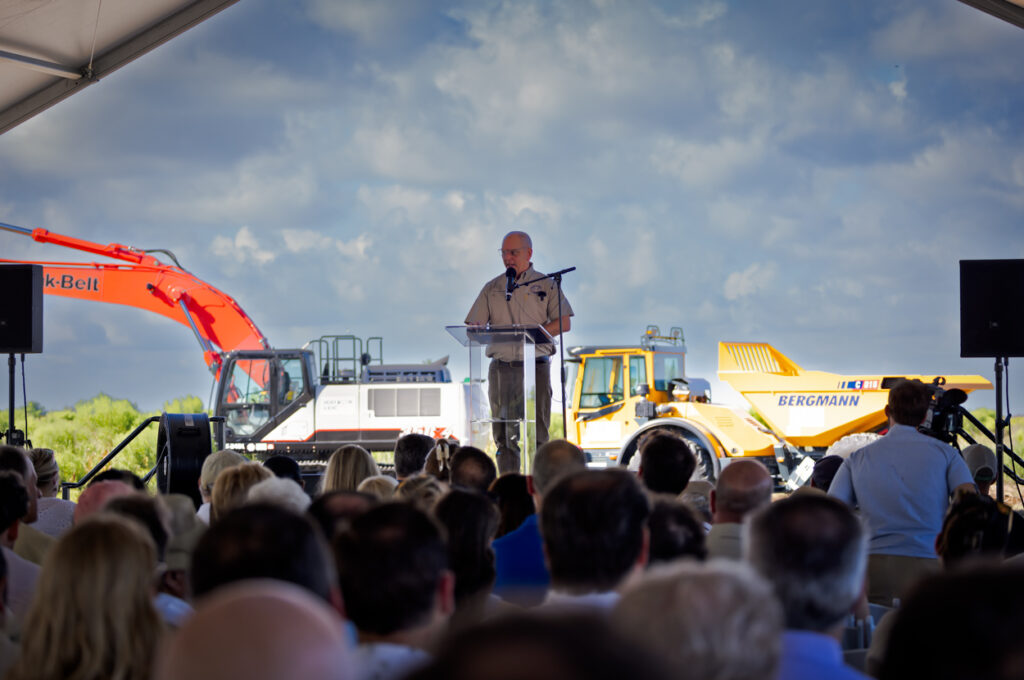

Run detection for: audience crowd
[[0, 377, 1019, 680]]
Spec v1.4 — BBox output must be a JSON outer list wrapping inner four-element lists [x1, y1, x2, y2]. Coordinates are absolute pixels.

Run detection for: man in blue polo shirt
[[828, 379, 976, 605], [492, 439, 586, 606]]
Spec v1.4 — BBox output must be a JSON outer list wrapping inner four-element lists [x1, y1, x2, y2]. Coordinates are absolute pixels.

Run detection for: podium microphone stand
[[516, 266, 576, 438]]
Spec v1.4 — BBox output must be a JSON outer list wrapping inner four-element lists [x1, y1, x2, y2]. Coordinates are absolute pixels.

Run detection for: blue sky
[[1, 0, 1022, 415]]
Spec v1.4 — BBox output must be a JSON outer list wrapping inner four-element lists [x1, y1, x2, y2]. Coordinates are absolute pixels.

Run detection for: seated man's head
[[393, 434, 435, 480], [744, 494, 867, 633], [615, 560, 782, 680], [307, 491, 376, 542], [647, 500, 707, 564], [885, 378, 931, 427], [333, 502, 452, 637], [638, 431, 696, 496], [90, 468, 147, 492], [263, 454, 304, 489], [0, 445, 39, 523], [191, 503, 337, 608], [809, 455, 844, 491], [0, 471, 29, 546], [711, 460, 772, 524], [540, 469, 650, 594], [74, 480, 136, 524], [103, 493, 171, 563], [530, 439, 587, 502], [449, 447, 497, 495]]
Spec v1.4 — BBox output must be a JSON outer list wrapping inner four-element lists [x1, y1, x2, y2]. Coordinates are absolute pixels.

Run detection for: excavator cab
[[216, 350, 316, 442]]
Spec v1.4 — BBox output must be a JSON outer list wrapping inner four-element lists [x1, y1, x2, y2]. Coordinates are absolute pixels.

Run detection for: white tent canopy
[[0, 0, 239, 135]]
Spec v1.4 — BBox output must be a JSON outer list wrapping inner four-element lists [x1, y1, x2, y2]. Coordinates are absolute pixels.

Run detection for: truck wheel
[[693, 444, 717, 485]]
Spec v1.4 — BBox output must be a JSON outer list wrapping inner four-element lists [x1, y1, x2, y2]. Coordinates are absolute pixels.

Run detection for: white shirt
[[353, 642, 430, 680], [30, 497, 75, 538], [541, 589, 620, 612]]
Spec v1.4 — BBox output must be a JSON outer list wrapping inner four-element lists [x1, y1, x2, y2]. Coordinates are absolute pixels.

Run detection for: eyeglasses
[[499, 248, 527, 256]]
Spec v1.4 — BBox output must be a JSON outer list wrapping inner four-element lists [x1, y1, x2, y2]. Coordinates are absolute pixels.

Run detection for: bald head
[[74, 480, 137, 524], [712, 460, 772, 524], [155, 580, 352, 680]]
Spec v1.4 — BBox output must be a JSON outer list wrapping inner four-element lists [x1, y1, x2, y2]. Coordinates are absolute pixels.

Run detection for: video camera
[[918, 377, 969, 445]]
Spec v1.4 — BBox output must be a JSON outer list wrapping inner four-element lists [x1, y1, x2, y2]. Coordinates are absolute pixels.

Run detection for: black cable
[[20, 354, 28, 444], [1005, 358, 1021, 508]]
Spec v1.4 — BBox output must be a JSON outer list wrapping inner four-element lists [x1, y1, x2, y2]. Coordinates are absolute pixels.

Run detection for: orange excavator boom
[[0, 222, 269, 376]]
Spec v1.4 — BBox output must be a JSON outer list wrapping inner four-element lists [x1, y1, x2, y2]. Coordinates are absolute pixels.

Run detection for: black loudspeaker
[[960, 259, 1024, 358], [157, 413, 213, 509], [0, 264, 43, 354]]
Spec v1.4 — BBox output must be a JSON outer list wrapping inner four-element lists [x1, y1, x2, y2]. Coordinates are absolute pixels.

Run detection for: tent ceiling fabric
[[958, 0, 1024, 30], [0, 0, 239, 135]]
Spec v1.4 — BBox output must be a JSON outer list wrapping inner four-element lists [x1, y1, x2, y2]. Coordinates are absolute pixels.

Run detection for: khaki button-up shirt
[[465, 265, 574, 361]]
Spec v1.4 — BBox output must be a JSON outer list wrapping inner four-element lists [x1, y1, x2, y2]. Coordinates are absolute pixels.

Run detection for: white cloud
[[502, 193, 563, 222], [723, 262, 777, 301], [336, 234, 373, 259], [651, 135, 765, 189], [356, 185, 434, 223], [281, 229, 335, 253], [211, 226, 276, 265], [889, 78, 908, 101], [652, 2, 727, 29], [305, 0, 420, 44]]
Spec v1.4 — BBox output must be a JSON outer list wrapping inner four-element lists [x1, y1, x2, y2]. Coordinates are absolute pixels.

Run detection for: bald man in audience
[[73, 480, 136, 523], [155, 580, 352, 680], [705, 460, 773, 560]]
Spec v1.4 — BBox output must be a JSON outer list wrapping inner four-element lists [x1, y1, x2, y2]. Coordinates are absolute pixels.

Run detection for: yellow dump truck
[[566, 326, 991, 484]]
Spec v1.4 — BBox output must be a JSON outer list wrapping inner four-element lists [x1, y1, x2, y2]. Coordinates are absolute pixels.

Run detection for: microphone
[[505, 267, 516, 301]]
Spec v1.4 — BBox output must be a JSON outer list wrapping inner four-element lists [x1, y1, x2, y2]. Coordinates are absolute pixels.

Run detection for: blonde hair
[[9, 514, 163, 680], [395, 473, 448, 513], [29, 447, 59, 495], [319, 445, 379, 494], [357, 474, 399, 500], [211, 463, 273, 523]]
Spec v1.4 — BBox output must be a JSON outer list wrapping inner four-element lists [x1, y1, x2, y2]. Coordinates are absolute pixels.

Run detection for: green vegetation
[[1, 394, 205, 494]]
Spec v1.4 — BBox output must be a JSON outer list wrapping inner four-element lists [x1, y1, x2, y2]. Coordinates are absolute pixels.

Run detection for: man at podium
[[465, 231, 574, 474]]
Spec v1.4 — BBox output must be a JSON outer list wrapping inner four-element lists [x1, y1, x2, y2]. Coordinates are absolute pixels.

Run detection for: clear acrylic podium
[[446, 324, 553, 474]]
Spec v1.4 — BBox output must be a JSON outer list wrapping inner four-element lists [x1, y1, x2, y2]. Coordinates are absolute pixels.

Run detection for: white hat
[[963, 444, 997, 483]]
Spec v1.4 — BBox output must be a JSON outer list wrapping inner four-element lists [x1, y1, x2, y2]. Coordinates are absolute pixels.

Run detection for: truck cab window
[[580, 356, 624, 408], [629, 355, 648, 396], [654, 353, 685, 392]]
